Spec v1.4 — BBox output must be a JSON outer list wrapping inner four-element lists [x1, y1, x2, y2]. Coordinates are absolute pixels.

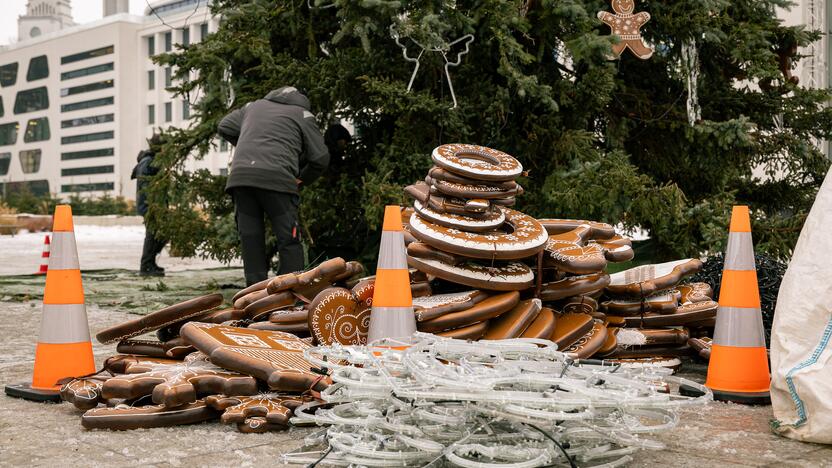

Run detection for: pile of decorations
[[56, 143, 718, 464]]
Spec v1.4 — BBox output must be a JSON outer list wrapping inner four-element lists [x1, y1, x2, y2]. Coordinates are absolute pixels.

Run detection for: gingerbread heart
[[307, 287, 370, 346], [562, 320, 608, 358], [101, 356, 258, 408], [180, 323, 326, 392], [549, 312, 594, 350]]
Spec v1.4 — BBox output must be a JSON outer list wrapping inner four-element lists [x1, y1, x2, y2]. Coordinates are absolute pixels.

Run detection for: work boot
[[139, 266, 165, 277]]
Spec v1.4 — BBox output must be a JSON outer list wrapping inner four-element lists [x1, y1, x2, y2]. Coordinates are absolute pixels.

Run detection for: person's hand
[[296, 179, 303, 186]]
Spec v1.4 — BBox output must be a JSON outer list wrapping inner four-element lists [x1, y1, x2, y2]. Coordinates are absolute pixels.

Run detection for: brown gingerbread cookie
[[597, 0, 654, 60], [248, 321, 309, 334], [613, 327, 690, 347], [412, 290, 489, 322], [180, 323, 326, 392], [620, 300, 717, 328], [596, 327, 619, 356], [268, 306, 309, 324], [688, 337, 712, 360], [418, 291, 520, 333], [428, 166, 517, 190], [405, 182, 493, 217], [601, 291, 678, 316], [562, 320, 608, 358], [81, 400, 218, 430], [560, 296, 599, 314], [543, 225, 608, 274], [413, 200, 505, 233], [101, 357, 258, 408], [205, 393, 313, 433], [520, 307, 557, 339], [307, 287, 371, 346], [436, 321, 490, 340], [96, 293, 224, 344], [606, 259, 703, 298], [267, 258, 348, 296], [408, 252, 534, 292], [603, 344, 691, 359], [539, 273, 611, 302], [589, 235, 634, 263], [431, 144, 523, 182], [116, 337, 196, 360], [549, 312, 594, 350], [61, 375, 112, 411], [678, 282, 713, 304], [233, 288, 270, 310], [428, 178, 521, 200], [483, 299, 542, 340], [538, 219, 616, 240], [244, 291, 296, 320]]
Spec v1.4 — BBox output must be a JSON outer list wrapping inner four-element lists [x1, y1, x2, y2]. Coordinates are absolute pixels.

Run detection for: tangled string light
[[284, 333, 711, 467]]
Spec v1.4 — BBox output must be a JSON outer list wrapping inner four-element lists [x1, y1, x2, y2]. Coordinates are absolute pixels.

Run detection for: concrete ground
[[1, 269, 831, 467]]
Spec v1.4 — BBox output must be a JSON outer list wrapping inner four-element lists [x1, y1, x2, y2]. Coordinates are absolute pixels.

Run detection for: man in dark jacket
[[218, 86, 329, 286], [131, 134, 167, 276]]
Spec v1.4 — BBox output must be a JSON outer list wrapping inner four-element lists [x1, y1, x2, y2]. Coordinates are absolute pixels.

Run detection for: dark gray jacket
[[130, 150, 157, 216], [218, 87, 329, 194]]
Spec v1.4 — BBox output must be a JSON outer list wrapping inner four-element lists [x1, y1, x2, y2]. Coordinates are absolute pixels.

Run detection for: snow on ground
[[0, 225, 239, 276]]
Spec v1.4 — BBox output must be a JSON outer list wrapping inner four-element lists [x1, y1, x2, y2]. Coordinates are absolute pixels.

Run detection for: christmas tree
[[148, 0, 832, 266]]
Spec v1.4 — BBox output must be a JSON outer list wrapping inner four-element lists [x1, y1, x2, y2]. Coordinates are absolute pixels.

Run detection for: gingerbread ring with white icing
[[539, 273, 611, 302], [436, 321, 490, 340], [520, 307, 557, 339], [406, 183, 492, 216], [538, 219, 616, 240], [589, 235, 634, 263], [432, 144, 523, 181], [483, 299, 542, 340], [418, 291, 520, 333], [543, 225, 608, 274], [407, 254, 534, 291], [428, 178, 522, 200], [412, 290, 489, 322], [409, 209, 547, 260], [413, 200, 505, 232]]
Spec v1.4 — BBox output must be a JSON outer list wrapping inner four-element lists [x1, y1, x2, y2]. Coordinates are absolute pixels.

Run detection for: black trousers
[[233, 187, 305, 286], [140, 221, 167, 271]]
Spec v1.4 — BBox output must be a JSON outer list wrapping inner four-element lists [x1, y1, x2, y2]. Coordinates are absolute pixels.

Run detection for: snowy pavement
[[0, 224, 239, 276]]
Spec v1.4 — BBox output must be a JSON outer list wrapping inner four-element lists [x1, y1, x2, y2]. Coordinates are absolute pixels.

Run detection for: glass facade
[[220, 138, 228, 152], [182, 100, 190, 119], [0, 152, 10, 175], [165, 67, 172, 87], [61, 113, 114, 129], [62, 182, 114, 192], [165, 32, 172, 52], [148, 69, 155, 90], [182, 28, 190, 47], [61, 62, 114, 81], [0, 96, 3, 117], [14, 87, 49, 114], [0, 63, 18, 87], [26, 55, 49, 81], [61, 46, 114, 65], [147, 36, 155, 56], [148, 104, 155, 125], [61, 131, 114, 145], [200, 23, 209, 41], [1, 180, 49, 196], [62, 96, 114, 112], [61, 79, 114, 97], [0, 122, 19, 146], [62, 148, 114, 161], [62, 165, 114, 176], [19, 149, 41, 173], [165, 102, 172, 122], [24, 117, 50, 143]]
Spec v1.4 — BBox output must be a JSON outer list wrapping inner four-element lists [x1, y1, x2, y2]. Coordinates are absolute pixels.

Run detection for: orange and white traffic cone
[[367, 205, 417, 346], [704, 205, 771, 404], [6, 205, 96, 402], [36, 234, 50, 275]]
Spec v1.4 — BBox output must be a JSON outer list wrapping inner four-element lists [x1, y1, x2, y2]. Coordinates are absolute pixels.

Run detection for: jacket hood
[[137, 149, 154, 163], [265, 86, 310, 110]]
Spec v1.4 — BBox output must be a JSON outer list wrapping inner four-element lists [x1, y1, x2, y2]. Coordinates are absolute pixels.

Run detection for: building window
[[0, 62, 18, 87], [182, 100, 190, 119], [26, 55, 49, 81], [165, 67, 172, 87], [0, 123, 19, 146], [61, 131, 114, 145], [61, 79, 114, 97], [61, 96, 114, 112], [219, 168, 228, 176], [200, 23, 209, 41], [61, 45, 114, 65], [14, 87, 49, 114], [148, 70, 155, 90], [24, 117, 50, 143], [61, 113, 114, 129], [61, 62, 114, 81], [182, 28, 190, 47], [62, 182, 114, 192], [165, 32, 172, 52], [19, 149, 41, 173], [148, 104, 155, 125], [62, 148, 114, 161], [220, 138, 228, 152], [147, 36, 155, 57], [0, 96, 3, 117], [0, 152, 10, 175], [165, 102, 172, 122], [61, 165, 114, 176]]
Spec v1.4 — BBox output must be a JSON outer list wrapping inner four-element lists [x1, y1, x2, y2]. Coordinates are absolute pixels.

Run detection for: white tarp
[[770, 166, 832, 444]]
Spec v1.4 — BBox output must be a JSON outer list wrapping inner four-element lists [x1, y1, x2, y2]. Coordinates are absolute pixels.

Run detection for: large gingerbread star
[[597, 0, 653, 60]]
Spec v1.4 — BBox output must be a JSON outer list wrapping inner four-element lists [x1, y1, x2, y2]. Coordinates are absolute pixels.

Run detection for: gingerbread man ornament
[[598, 0, 653, 60]]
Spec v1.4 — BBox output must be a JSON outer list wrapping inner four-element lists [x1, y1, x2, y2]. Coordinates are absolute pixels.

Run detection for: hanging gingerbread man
[[597, 0, 653, 60]]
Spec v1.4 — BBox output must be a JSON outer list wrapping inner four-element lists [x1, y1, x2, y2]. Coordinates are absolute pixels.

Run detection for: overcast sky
[[1, 0, 146, 46]]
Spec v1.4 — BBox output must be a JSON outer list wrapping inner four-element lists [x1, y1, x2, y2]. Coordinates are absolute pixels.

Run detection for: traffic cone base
[[4, 383, 63, 402]]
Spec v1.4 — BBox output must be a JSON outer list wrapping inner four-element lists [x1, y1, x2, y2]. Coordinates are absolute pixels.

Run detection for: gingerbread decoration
[[205, 393, 314, 433], [307, 287, 371, 346], [597, 0, 653, 60], [82, 400, 218, 430]]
